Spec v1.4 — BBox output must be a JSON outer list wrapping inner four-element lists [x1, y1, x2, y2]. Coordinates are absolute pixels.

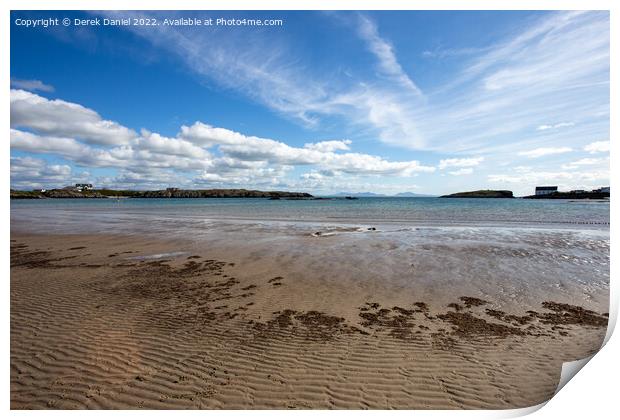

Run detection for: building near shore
[[535, 186, 558, 196], [593, 186, 610, 193], [75, 183, 93, 191]]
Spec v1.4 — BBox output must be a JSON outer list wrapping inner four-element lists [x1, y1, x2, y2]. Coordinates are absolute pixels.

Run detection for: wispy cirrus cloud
[[561, 157, 608, 170], [355, 14, 422, 96], [438, 157, 484, 170], [536, 122, 575, 131], [417, 11, 609, 155], [94, 11, 429, 149], [421, 46, 490, 60], [89, 11, 608, 159]]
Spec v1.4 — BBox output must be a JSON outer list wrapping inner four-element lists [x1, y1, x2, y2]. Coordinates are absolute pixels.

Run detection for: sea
[[10, 197, 610, 313], [9, 196, 610, 231]]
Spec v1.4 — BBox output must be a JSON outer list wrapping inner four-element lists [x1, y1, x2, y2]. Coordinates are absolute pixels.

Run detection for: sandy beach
[[10, 231, 608, 409], [9, 6, 612, 412]]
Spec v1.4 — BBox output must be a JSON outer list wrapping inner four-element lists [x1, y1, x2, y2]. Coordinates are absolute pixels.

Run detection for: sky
[[10, 10, 610, 196]]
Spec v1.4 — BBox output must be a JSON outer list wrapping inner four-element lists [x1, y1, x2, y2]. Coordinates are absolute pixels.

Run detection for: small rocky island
[[440, 190, 514, 198], [10, 188, 313, 200]]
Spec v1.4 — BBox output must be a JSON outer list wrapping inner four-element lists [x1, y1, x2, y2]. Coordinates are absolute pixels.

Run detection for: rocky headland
[[10, 188, 313, 200]]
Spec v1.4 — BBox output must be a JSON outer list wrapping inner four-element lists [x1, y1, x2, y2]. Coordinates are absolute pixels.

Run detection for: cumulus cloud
[[584, 140, 610, 154], [180, 122, 435, 176], [301, 171, 324, 180], [517, 147, 572, 158], [10, 92, 436, 189], [10, 156, 76, 189], [10, 128, 210, 171], [136, 129, 209, 159], [10, 89, 137, 146], [304, 140, 351, 153], [10, 78, 55, 92], [11, 129, 93, 159], [438, 157, 484, 170]]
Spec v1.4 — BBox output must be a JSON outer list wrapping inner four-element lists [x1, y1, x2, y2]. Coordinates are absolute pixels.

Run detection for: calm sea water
[[10, 197, 610, 312], [10, 197, 609, 231]]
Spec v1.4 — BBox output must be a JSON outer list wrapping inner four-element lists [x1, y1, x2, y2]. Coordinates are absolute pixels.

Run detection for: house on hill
[[75, 183, 93, 191], [535, 186, 558, 196]]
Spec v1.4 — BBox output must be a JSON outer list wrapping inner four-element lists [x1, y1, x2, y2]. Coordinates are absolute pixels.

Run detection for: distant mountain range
[[329, 192, 436, 198]]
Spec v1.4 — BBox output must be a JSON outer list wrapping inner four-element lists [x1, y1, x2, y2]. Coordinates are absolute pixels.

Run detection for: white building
[[75, 183, 93, 191], [535, 186, 558, 196]]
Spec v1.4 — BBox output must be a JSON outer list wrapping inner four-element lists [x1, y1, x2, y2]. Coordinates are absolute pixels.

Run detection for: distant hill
[[393, 192, 436, 197], [331, 192, 435, 198], [332, 192, 383, 197], [440, 190, 514, 198]]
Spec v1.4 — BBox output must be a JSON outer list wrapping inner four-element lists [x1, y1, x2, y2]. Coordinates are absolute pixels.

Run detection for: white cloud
[[10, 89, 137, 146], [416, 11, 609, 154], [10, 156, 76, 189], [448, 168, 474, 176], [438, 157, 484, 169], [92, 11, 608, 157], [96, 11, 427, 149], [356, 14, 422, 96], [136, 129, 210, 159], [180, 122, 435, 176], [11, 129, 93, 158], [10, 128, 210, 171], [304, 140, 351, 153], [584, 140, 610, 154], [11, 92, 437, 189], [517, 147, 573, 158], [301, 171, 324, 180], [536, 122, 575, 131], [421, 46, 489, 60], [10, 78, 55, 92], [561, 157, 608, 169]]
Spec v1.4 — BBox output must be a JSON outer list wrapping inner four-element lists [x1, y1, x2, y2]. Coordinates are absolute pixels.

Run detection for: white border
[[2, 1, 617, 419]]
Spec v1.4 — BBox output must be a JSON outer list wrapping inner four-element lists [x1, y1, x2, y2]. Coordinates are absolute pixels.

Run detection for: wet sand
[[10, 232, 608, 409]]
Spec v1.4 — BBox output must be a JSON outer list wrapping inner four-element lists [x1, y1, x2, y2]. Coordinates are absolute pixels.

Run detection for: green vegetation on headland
[[10, 188, 313, 199], [440, 190, 514, 198], [522, 191, 609, 199]]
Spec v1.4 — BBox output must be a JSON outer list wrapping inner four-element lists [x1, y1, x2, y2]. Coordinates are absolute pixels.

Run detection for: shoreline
[[11, 231, 609, 409]]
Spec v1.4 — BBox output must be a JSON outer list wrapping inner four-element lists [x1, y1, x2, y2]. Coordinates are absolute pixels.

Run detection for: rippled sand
[[10, 230, 608, 409]]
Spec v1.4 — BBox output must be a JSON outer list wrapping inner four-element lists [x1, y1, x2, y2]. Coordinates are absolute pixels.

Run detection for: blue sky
[[10, 10, 610, 195]]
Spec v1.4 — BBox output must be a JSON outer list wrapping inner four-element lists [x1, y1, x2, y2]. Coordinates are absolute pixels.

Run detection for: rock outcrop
[[11, 188, 313, 199], [440, 190, 514, 198]]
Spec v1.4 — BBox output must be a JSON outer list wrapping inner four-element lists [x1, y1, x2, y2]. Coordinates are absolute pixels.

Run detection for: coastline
[[11, 229, 609, 409]]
